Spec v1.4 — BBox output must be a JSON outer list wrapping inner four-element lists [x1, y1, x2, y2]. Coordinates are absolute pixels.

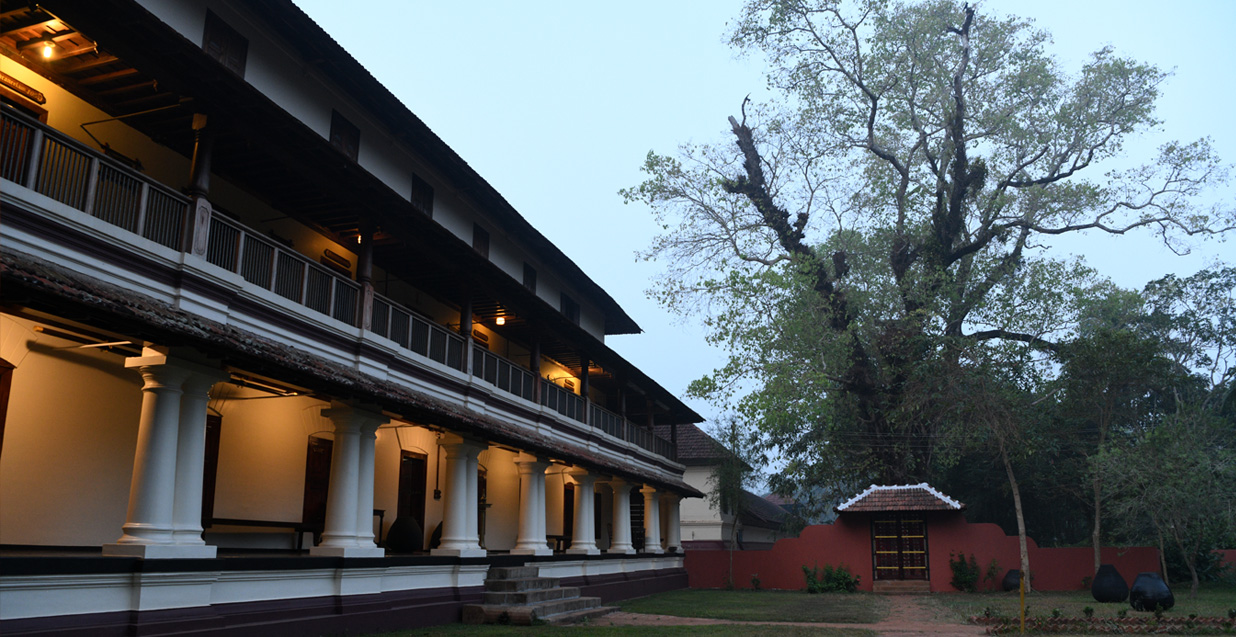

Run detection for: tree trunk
[[1001, 441, 1032, 593], [1092, 474, 1102, 575], [1156, 525, 1169, 581], [1172, 528, 1200, 597]]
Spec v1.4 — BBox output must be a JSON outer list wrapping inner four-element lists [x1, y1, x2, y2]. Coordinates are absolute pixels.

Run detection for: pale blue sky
[[292, 0, 1235, 423]]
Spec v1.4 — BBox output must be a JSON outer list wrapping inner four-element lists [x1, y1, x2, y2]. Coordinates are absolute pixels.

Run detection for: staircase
[[462, 565, 617, 625], [873, 580, 932, 594]]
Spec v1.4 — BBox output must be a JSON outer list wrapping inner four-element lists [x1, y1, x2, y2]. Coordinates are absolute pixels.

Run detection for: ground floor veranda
[[0, 304, 693, 634]]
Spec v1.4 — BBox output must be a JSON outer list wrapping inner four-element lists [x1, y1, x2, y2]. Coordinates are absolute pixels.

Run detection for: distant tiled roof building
[[835, 483, 965, 513]]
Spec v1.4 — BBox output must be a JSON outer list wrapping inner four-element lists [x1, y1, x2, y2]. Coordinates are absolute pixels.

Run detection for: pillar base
[[566, 547, 601, 556], [431, 547, 487, 558], [641, 548, 665, 555], [511, 547, 554, 556], [607, 547, 636, 555], [309, 546, 385, 558], [103, 543, 217, 559]]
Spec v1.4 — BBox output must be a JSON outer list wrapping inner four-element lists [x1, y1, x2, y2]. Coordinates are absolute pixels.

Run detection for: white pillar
[[536, 465, 548, 549], [107, 351, 225, 559], [105, 361, 189, 556], [666, 493, 682, 553], [312, 402, 385, 557], [431, 435, 486, 557], [513, 454, 551, 555], [169, 369, 228, 554], [566, 468, 599, 555], [607, 478, 635, 554], [466, 450, 482, 550], [354, 418, 383, 551], [642, 485, 663, 554]]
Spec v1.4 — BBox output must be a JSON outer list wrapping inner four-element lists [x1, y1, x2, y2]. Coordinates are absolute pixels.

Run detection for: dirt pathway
[[594, 595, 987, 636]]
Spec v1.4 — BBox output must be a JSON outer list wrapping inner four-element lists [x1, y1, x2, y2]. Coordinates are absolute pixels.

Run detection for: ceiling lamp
[[495, 316, 506, 326], [42, 41, 54, 58]]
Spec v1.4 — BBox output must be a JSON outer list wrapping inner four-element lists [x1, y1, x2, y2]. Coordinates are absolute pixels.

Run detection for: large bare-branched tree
[[622, 0, 1233, 506]]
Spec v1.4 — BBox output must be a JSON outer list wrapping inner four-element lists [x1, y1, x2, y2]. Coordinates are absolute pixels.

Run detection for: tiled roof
[[653, 423, 731, 465], [835, 483, 965, 513], [1, 249, 705, 498], [762, 493, 795, 507], [739, 490, 788, 529]]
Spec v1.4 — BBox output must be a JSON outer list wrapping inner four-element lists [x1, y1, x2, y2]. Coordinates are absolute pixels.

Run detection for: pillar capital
[[321, 401, 386, 434]]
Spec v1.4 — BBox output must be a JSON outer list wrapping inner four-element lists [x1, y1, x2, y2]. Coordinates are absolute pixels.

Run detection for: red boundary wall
[[686, 513, 1160, 592]]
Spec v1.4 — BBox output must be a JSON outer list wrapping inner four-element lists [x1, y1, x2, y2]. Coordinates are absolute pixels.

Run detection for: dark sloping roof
[[835, 483, 965, 513], [739, 490, 788, 529], [653, 423, 730, 466]]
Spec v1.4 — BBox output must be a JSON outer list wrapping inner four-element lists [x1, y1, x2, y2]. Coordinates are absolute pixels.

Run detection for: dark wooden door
[[872, 515, 929, 580], [301, 436, 332, 535], [397, 451, 427, 535], [201, 414, 222, 525]]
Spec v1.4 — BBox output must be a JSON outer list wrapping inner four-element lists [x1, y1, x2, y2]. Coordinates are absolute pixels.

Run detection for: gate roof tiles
[[836, 483, 964, 513]]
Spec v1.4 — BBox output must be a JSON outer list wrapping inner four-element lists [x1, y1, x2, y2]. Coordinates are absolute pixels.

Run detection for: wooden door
[[397, 451, 427, 536], [301, 436, 333, 537], [872, 515, 929, 580]]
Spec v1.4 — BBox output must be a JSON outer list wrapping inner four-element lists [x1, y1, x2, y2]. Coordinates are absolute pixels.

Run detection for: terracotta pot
[[1091, 564, 1129, 603]]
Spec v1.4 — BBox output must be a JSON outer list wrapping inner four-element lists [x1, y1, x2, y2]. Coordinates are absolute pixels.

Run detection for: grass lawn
[[617, 589, 889, 624], [931, 581, 1236, 622], [375, 626, 873, 636]]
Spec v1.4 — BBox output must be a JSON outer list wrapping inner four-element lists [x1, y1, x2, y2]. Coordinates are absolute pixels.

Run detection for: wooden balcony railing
[[472, 348, 535, 401], [3, 108, 679, 460], [2, 108, 189, 252], [205, 215, 362, 327], [370, 293, 465, 372], [591, 403, 676, 458]]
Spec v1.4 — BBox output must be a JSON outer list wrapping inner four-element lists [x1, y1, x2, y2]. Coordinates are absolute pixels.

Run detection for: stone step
[[462, 596, 604, 625], [543, 605, 619, 626], [484, 576, 560, 592], [872, 580, 931, 594], [482, 585, 579, 605], [487, 565, 539, 580]]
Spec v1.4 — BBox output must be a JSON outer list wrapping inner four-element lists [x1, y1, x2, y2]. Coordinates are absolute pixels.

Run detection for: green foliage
[[624, 0, 1234, 521], [1084, 606, 1095, 618], [802, 563, 860, 594], [950, 552, 981, 592], [986, 559, 1004, 589], [751, 573, 762, 590]]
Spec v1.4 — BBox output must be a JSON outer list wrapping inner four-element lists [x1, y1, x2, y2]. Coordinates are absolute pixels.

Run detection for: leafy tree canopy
[[622, 0, 1234, 509]]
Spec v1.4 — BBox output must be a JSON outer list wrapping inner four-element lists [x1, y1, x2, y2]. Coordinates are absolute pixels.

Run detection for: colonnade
[[105, 350, 684, 559]]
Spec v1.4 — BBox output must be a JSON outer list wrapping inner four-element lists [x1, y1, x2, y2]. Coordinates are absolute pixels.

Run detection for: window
[[472, 223, 489, 258], [202, 11, 247, 76], [330, 110, 360, 161], [523, 263, 537, 292], [410, 173, 433, 217], [560, 293, 579, 325]]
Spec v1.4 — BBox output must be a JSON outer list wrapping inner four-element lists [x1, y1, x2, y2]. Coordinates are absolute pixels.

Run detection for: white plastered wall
[[209, 388, 331, 524], [0, 314, 140, 547]]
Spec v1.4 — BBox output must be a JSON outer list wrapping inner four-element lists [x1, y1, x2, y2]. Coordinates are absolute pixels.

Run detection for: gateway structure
[[0, 1, 700, 633]]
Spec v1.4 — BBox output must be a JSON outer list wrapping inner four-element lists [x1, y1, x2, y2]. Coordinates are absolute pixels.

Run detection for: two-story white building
[[0, 1, 702, 633]]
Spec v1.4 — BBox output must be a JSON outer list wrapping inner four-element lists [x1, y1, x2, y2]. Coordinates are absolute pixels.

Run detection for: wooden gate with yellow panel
[[871, 515, 929, 581]]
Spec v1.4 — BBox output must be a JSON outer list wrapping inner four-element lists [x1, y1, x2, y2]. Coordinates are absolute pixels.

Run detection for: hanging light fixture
[[495, 316, 506, 326], [42, 40, 54, 58]]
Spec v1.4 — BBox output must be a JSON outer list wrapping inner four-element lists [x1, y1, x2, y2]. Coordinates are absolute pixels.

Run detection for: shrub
[[802, 563, 860, 593], [1083, 606, 1094, 618], [984, 558, 1002, 590], [751, 573, 761, 590], [949, 552, 980, 592]]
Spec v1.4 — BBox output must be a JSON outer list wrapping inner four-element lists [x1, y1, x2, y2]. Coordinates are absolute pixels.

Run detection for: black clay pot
[[1002, 569, 1022, 592], [1129, 572, 1174, 612], [1092, 564, 1129, 603], [383, 516, 424, 553]]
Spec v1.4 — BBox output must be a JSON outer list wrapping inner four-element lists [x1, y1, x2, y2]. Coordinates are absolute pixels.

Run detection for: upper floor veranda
[[0, 0, 696, 470]]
